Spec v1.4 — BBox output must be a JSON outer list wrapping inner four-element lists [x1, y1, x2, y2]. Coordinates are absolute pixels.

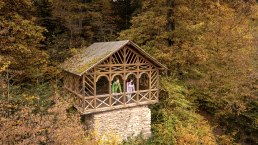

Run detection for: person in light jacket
[[126, 78, 135, 102]]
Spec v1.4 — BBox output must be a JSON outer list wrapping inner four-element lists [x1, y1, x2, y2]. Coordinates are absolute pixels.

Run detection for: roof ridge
[[93, 40, 129, 44]]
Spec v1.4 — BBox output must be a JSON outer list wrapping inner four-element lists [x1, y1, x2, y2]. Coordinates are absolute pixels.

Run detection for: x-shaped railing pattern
[[96, 97, 109, 108], [112, 94, 124, 106], [139, 92, 149, 102]]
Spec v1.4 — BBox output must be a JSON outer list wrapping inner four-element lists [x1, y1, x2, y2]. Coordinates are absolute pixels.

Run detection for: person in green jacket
[[112, 77, 122, 94]]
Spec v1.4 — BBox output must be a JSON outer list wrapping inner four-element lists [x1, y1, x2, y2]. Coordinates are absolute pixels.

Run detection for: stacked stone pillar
[[83, 105, 152, 141]]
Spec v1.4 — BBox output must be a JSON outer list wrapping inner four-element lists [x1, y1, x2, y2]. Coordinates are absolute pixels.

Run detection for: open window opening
[[126, 73, 137, 92], [139, 73, 149, 90], [96, 76, 109, 95], [125, 73, 137, 102], [111, 75, 123, 94]]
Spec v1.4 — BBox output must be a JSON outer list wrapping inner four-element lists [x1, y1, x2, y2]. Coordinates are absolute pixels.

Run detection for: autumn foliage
[[0, 0, 257, 144]]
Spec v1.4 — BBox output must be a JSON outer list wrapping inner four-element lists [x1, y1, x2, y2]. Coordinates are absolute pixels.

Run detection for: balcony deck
[[65, 87, 158, 114]]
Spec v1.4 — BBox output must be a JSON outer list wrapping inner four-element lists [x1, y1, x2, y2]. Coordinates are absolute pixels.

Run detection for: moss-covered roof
[[61, 40, 166, 76]]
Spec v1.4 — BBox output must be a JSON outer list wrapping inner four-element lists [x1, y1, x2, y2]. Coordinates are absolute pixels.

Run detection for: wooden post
[[109, 57, 112, 106], [94, 68, 96, 109], [123, 77, 126, 104], [123, 47, 126, 104], [82, 74, 86, 111], [136, 57, 139, 103], [148, 66, 152, 100]]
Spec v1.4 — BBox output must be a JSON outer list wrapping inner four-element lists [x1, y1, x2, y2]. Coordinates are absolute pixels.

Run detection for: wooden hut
[[61, 40, 166, 140], [61, 40, 166, 114]]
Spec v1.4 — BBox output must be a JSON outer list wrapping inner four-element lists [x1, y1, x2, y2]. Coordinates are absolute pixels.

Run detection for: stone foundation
[[83, 106, 151, 141]]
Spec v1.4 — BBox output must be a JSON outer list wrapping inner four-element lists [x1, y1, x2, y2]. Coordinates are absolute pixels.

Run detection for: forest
[[0, 0, 257, 144]]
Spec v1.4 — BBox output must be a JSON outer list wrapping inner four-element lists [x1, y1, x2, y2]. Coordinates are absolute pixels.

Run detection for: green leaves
[[149, 78, 216, 145]]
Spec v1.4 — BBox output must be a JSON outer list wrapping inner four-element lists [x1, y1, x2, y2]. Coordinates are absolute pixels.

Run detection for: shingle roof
[[61, 40, 166, 76]]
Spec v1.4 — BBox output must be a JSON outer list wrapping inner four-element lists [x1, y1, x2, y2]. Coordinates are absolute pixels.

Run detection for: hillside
[[0, 0, 257, 144]]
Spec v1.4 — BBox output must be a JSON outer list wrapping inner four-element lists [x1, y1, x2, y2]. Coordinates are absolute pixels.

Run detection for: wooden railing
[[65, 87, 158, 114]]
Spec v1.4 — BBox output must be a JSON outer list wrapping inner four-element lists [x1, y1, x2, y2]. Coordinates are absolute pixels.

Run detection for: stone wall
[[83, 105, 151, 141]]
